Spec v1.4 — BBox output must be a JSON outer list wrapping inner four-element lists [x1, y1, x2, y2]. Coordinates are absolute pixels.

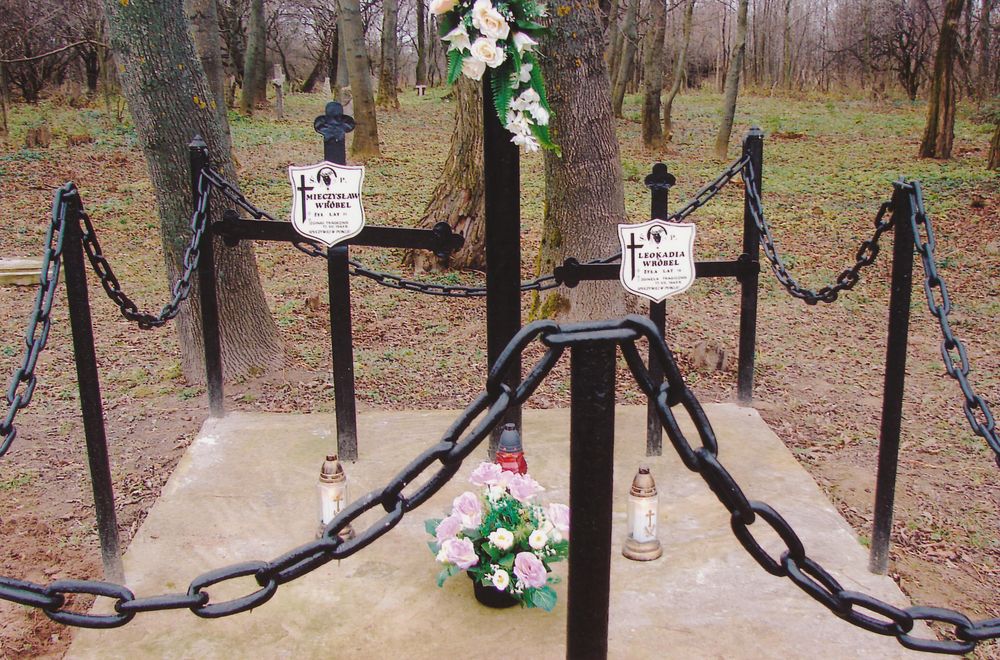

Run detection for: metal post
[[190, 137, 225, 417], [737, 128, 763, 403], [484, 72, 521, 456], [316, 103, 359, 460], [869, 183, 914, 575], [566, 341, 616, 660], [644, 164, 673, 456], [62, 191, 125, 583]]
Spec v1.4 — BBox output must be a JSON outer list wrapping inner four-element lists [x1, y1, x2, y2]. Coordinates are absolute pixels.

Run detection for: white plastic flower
[[461, 56, 487, 81], [472, 0, 511, 41], [488, 527, 515, 550], [491, 568, 511, 590], [512, 31, 538, 53], [429, 0, 459, 14], [518, 63, 533, 83], [470, 37, 506, 68], [442, 23, 471, 52], [529, 104, 549, 126], [512, 132, 540, 152], [528, 528, 548, 550]]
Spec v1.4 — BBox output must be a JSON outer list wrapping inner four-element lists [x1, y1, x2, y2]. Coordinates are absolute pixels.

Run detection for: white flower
[[517, 87, 541, 106], [518, 63, 533, 83], [505, 110, 531, 136], [491, 568, 511, 591], [470, 37, 506, 68], [512, 132, 540, 152], [442, 23, 471, 52], [429, 0, 459, 14], [436, 546, 450, 563], [512, 32, 538, 53], [461, 56, 487, 81], [487, 484, 506, 501], [488, 527, 515, 550], [529, 104, 549, 126], [472, 0, 511, 40], [528, 528, 548, 550]]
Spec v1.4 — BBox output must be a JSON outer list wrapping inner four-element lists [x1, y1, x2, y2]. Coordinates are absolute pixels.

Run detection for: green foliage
[[447, 51, 464, 86]]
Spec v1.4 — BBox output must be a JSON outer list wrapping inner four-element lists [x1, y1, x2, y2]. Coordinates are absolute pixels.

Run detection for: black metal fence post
[[737, 128, 763, 403], [644, 163, 674, 456], [316, 102, 359, 461], [566, 340, 617, 660], [869, 182, 915, 575], [61, 190, 125, 583], [190, 137, 225, 417], [483, 73, 522, 456]]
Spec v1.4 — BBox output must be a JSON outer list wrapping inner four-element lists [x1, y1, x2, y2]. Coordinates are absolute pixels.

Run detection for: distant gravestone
[[0, 258, 49, 286], [272, 64, 286, 119], [320, 77, 332, 96]]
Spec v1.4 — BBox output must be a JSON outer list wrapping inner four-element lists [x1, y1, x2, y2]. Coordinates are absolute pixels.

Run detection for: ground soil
[[0, 90, 997, 658]]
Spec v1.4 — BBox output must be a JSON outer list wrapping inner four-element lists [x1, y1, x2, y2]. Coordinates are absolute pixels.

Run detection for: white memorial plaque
[[288, 161, 366, 247], [618, 219, 696, 302]]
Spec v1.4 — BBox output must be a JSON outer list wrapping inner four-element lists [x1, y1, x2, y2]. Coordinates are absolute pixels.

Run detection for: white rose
[[512, 32, 538, 53], [528, 529, 548, 550], [429, 0, 459, 14], [442, 23, 471, 52], [488, 527, 515, 550], [491, 568, 511, 590], [472, 0, 511, 40], [461, 56, 487, 81], [470, 37, 506, 68]]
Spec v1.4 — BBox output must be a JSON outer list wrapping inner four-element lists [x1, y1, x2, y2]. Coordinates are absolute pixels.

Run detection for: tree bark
[[714, 0, 748, 159], [919, 0, 964, 159], [415, 0, 428, 86], [402, 78, 484, 270], [611, 0, 638, 117], [185, 0, 228, 114], [640, 0, 666, 148], [977, 0, 992, 100], [376, 0, 400, 109], [663, 0, 695, 141], [781, 0, 793, 88], [988, 120, 1000, 170], [533, 0, 627, 321], [240, 0, 267, 113], [338, 0, 381, 158], [103, 0, 282, 381]]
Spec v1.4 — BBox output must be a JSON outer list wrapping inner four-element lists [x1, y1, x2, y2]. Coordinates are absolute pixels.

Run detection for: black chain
[[0, 184, 69, 458], [81, 173, 213, 329], [906, 181, 1000, 466], [0, 315, 996, 655], [201, 158, 746, 298], [744, 160, 894, 304]]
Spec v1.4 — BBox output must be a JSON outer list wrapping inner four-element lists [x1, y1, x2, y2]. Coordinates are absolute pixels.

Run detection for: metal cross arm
[[212, 214, 465, 258], [553, 257, 757, 288]]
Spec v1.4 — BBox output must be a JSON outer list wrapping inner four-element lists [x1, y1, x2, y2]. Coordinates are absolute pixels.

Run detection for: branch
[[1, 39, 107, 65]]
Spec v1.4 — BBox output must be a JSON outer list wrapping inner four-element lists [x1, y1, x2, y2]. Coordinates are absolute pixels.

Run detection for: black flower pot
[[468, 572, 518, 608]]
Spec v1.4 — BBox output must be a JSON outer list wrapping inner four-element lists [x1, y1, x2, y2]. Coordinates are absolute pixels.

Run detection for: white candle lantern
[[623, 466, 662, 561], [317, 454, 353, 539]]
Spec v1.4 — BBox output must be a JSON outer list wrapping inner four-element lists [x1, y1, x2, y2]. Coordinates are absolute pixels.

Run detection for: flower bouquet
[[426, 461, 569, 611], [431, 0, 558, 153]]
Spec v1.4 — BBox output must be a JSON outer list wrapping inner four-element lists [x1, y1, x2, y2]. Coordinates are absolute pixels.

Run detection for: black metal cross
[[314, 101, 356, 165]]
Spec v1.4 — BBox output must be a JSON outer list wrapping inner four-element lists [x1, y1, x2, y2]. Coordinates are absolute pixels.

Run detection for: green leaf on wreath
[[426, 518, 442, 536], [530, 585, 558, 612], [499, 553, 515, 570], [447, 50, 464, 85], [515, 19, 546, 31], [491, 70, 514, 126], [427, 541, 440, 554]]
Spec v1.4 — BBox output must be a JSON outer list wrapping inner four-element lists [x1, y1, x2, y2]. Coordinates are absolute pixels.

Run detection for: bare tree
[[611, 0, 639, 117], [920, 0, 965, 158], [641, 0, 666, 148], [338, 0, 381, 158], [240, 0, 267, 113], [415, 0, 427, 86], [377, 0, 401, 108], [714, 0, 748, 159], [186, 0, 228, 112], [663, 0, 695, 141]]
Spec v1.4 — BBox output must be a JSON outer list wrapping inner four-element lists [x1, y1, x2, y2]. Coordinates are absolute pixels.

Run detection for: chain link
[[0, 184, 69, 458], [743, 160, 894, 304], [905, 182, 1000, 466], [1, 315, 995, 655], [80, 172, 212, 329]]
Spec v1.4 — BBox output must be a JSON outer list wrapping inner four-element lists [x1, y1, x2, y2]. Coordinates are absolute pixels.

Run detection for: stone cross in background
[[272, 64, 286, 120]]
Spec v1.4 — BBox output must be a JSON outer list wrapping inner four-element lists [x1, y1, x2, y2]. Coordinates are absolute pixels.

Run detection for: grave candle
[[494, 423, 527, 475], [317, 454, 353, 539], [623, 466, 663, 561]]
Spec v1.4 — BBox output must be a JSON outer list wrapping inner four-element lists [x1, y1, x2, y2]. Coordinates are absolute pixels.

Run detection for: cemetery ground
[[0, 89, 997, 658]]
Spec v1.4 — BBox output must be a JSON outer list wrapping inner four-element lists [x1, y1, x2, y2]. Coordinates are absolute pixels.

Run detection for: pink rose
[[452, 491, 483, 529], [513, 551, 547, 588], [436, 514, 462, 543], [443, 538, 479, 569], [547, 503, 570, 539], [507, 474, 544, 503], [469, 462, 503, 487]]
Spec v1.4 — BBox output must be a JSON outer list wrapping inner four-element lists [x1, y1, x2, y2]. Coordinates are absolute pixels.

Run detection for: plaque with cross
[[617, 219, 696, 302], [288, 161, 366, 247]]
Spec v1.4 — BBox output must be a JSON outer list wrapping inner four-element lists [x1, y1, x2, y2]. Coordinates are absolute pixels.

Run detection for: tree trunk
[[714, 0, 748, 159], [663, 0, 695, 141], [240, 0, 267, 113], [781, 0, 793, 88], [919, 0, 964, 159], [977, 0, 992, 100], [402, 78, 484, 270], [533, 0, 627, 321], [338, 0, 381, 157], [640, 0, 666, 148], [415, 0, 427, 87], [103, 0, 282, 381], [185, 0, 228, 114], [376, 0, 400, 109], [301, 32, 331, 93], [988, 120, 1000, 169], [611, 0, 638, 117]]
